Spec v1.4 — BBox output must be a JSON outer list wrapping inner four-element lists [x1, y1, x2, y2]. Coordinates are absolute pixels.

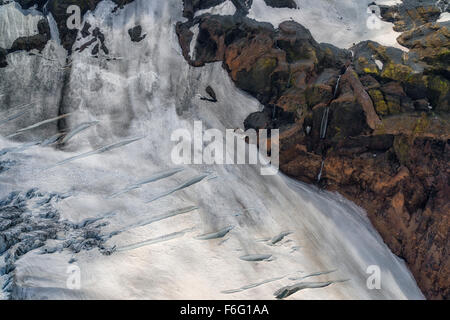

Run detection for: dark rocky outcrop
[[128, 25, 146, 42], [10, 0, 136, 53], [0, 47, 7, 68], [13, 0, 47, 10], [230, 0, 253, 16], [177, 15, 350, 103], [182, 0, 227, 19], [182, 0, 254, 19], [76, 26, 108, 55], [200, 85, 218, 102], [80, 22, 91, 38], [92, 27, 108, 54], [379, 0, 445, 32], [111, 0, 136, 12], [176, 2, 450, 299], [45, 0, 103, 52], [263, 0, 297, 9], [397, 21, 450, 78], [8, 18, 51, 53]]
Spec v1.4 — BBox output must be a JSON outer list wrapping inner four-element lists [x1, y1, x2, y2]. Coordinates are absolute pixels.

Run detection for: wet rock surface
[[176, 0, 450, 299]]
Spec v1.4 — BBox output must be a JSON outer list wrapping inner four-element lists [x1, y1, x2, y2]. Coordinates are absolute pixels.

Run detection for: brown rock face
[[379, 0, 442, 32], [340, 67, 382, 130], [397, 21, 450, 77], [176, 6, 450, 299], [330, 138, 449, 299]]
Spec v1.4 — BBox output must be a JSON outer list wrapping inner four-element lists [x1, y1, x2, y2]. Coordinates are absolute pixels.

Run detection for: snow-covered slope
[[249, 0, 406, 49], [0, 0, 424, 299]]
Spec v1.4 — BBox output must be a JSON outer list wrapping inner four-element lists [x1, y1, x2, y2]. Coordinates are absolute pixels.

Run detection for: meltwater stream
[[0, 0, 424, 299]]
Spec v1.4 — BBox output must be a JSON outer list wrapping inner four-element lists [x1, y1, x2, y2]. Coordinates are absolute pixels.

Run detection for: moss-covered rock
[[369, 89, 389, 116], [398, 21, 450, 75], [380, 1, 442, 32], [352, 34, 449, 115], [393, 134, 411, 166], [327, 95, 370, 140], [427, 75, 450, 112], [352, 40, 419, 83], [235, 56, 278, 101], [380, 62, 415, 82], [305, 84, 333, 108]]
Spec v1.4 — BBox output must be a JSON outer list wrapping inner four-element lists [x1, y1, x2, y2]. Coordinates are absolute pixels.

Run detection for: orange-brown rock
[[176, 9, 450, 300]]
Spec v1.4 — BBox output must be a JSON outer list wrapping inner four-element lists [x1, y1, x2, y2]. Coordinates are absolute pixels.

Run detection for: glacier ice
[[0, 0, 425, 300]]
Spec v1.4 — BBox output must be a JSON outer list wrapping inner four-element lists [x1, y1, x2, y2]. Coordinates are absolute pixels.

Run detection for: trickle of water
[[319, 107, 329, 139], [333, 75, 341, 98], [320, 69, 347, 140], [317, 159, 325, 182]]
